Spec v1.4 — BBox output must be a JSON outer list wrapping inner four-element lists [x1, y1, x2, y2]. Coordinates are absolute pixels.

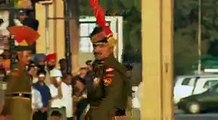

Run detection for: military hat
[[89, 0, 117, 47], [90, 26, 117, 47]]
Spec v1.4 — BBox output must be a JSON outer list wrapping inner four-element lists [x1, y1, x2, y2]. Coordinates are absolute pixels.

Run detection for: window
[[79, 38, 92, 53], [181, 78, 191, 86], [203, 80, 218, 89], [79, 23, 96, 53]]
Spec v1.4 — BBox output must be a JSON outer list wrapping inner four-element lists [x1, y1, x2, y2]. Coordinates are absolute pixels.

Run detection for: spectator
[[61, 73, 73, 120], [32, 87, 43, 112], [58, 58, 67, 76], [78, 67, 88, 80], [48, 69, 66, 120], [32, 70, 51, 120], [72, 76, 86, 97], [50, 110, 63, 120], [27, 62, 38, 83], [32, 53, 46, 72], [17, 10, 39, 31], [46, 53, 57, 72], [45, 52, 57, 85], [72, 76, 88, 120]]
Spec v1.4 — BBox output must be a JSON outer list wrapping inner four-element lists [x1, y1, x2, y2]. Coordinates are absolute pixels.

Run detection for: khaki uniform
[[86, 54, 130, 120], [3, 65, 32, 120]]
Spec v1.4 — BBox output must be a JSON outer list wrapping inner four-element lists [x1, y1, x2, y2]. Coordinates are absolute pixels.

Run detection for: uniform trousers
[[3, 97, 31, 120]]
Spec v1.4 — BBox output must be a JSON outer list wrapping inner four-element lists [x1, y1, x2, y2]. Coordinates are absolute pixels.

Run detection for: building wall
[[35, 1, 65, 66], [141, 0, 173, 119]]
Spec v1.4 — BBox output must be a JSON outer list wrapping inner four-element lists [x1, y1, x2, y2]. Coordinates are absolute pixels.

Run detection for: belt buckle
[[7, 92, 31, 98], [18, 93, 22, 97]]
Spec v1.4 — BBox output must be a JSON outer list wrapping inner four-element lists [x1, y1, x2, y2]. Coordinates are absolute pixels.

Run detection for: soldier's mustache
[[94, 52, 101, 55]]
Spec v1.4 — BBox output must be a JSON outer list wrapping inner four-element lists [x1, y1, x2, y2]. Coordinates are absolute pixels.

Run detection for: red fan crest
[[8, 26, 40, 45]]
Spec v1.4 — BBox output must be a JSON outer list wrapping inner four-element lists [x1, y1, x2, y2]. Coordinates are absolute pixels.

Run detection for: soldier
[[85, 26, 131, 120], [1, 25, 39, 120], [2, 44, 33, 120]]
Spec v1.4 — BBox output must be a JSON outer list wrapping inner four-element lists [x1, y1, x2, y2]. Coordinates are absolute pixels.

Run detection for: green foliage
[[174, 25, 198, 74], [174, 0, 218, 75], [122, 7, 141, 63], [207, 40, 218, 56]]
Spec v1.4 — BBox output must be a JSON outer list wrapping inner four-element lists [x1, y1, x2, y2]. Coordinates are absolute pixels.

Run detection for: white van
[[173, 74, 218, 104]]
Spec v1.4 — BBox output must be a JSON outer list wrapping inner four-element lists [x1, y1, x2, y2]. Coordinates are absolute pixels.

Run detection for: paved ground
[[175, 105, 218, 120], [175, 113, 218, 120]]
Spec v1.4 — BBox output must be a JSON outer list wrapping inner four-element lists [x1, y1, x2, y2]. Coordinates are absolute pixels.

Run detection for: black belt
[[6, 93, 31, 98]]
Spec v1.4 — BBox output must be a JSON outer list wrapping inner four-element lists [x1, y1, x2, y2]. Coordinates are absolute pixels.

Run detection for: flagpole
[[63, 0, 72, 73], [197, 0, 202, 74]]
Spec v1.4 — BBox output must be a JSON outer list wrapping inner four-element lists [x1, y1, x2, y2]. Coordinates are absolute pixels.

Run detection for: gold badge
[[93, 77, 100, 86]]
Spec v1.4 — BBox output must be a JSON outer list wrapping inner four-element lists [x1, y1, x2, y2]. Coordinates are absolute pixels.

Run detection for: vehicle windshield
[[208, 83, 218, 93]]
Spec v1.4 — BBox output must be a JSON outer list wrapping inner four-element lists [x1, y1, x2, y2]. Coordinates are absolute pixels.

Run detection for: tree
[[174, 0, 218, 74], [207, 40, 218, 56]]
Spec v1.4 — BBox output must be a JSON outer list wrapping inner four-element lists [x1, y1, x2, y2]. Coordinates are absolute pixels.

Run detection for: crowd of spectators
[[0, 8, 95, 120], [0, 49, 93, 120], [29, 53, 93, 120]]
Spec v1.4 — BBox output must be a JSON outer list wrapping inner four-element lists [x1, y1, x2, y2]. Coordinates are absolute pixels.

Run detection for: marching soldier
[[85, 26, 131, 120], [2, 45, 33, 120], [1, 25, 39, 120]]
